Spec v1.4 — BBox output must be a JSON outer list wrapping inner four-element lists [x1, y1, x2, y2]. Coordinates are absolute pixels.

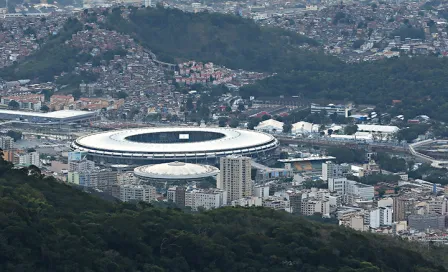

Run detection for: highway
[[409, 139, 448, 168]]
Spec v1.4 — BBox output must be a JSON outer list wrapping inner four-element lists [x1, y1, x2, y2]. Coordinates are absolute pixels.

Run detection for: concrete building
[[18, 151, 40, 167], [0, 136, 14, 150], [231, 196, 262, 207], [322, 161, 350, 181], [67, 171, 98, 187], [301, 198, 330, 216], [253, 162, 293, 182], [175, 186, 186, 208], [329, 178, 374, 203], [253, 185, 269, 199], [96, 171, 118, 195], [289, 193, 302, 215], [393, 197, 415, 222], [185, 189, 227, 211], [168, 187, 227, 211], [311, 103, 349, 117], [69, 159, 95, 172], [369, 207, 393, 229], [408, 214, 446, 231], [263, 198, 289, 210], [428, 196, 448, 215], [119, 184, 156, 203], [340, 214, 366, 231], [219, 156, 252, 202], [328, 177, 348, 195], [345, 180, 374, 202]]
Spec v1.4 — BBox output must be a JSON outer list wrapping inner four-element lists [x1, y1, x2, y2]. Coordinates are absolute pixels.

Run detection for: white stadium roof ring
[[71, 127, 279, 164]]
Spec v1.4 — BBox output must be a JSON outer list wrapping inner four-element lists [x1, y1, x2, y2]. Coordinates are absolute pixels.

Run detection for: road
[[409, 139, 448, 168]]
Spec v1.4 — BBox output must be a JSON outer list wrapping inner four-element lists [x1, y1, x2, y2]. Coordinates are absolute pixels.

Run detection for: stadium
[[71, 127, 279, 165], [134, 161, 220, 192]]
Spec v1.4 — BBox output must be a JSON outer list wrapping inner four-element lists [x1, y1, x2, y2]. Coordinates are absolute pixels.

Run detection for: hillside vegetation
[[239, 56, 448, 120], [105, 6, 330, 72], [0, 159, 447, 271]]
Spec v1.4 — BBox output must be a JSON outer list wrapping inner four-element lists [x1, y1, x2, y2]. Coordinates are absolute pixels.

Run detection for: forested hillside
[[105, 6, 329, 72], [239, 56, 448, 120], [0, 158, 447, 271]]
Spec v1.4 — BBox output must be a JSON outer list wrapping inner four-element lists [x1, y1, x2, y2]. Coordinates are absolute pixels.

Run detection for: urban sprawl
[[1, 0, 448, 246]]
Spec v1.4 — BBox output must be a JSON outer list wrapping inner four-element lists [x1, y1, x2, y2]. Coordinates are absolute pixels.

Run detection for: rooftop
[[134, 161, 220, 179], [0, 109, 97, 119], [73, 127, 278, 154]]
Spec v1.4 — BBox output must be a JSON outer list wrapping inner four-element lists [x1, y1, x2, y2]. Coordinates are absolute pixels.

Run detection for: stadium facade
[[71, 127, 279, 165], [134, 161, 220, 192]]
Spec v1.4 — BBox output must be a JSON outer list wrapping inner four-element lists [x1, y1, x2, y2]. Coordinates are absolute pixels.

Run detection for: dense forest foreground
[[0, 158, 447, 271]]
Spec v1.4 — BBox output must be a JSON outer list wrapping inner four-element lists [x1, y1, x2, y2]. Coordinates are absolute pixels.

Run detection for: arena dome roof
[[71, 127, 279, 164], [134, 161, 220, 179]]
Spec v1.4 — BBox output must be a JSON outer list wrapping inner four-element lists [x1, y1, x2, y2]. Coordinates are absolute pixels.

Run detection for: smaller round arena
[[134, 161, 220, 192]]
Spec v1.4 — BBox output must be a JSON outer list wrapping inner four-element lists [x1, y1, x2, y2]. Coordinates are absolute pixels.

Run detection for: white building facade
[[119, 184, 156, 203], [219, 156, 252, 202]]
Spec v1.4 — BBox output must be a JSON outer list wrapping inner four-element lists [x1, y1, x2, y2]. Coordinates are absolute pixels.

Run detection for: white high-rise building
[[168, 187, 227, 211], [18, 151, 40, 167], [69, 159, 95, 172], [300, 199, 330, 216], [0, 136, 14, 150], [119, 184, 156, 203], [185, 189, 227, 211], [219, 156, 252, 202], [322, 161, 349, 181], [253, 185, 269, 199], [328, 177, 374, 203], [144, 0, 152, 7], [369, 207, 393, 229], [328, 177, 348, 194], [345, 180, 374, 201]]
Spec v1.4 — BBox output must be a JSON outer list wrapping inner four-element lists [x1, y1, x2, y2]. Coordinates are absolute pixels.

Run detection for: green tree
[[261, 114, 270, 121], [218, 117, 228, 127], [40, 105, 50, 112], [8, 100, 20, 109], [229, 118, 239, 128], [72, 89, 82, 100], [283, 123, 292, 133], [7, 130, 22, 141], [344, 125, 358, 135], [279, 151, 289, 159], [247, 117, 261, 130], [117, 91, 128, 99], [186, 98, 194, 111]]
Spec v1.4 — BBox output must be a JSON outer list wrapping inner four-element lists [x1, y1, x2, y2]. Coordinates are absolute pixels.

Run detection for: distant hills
[[0, 158, 447, 271], [2, 7, 448, 120], [104, 6, 329, 73]]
